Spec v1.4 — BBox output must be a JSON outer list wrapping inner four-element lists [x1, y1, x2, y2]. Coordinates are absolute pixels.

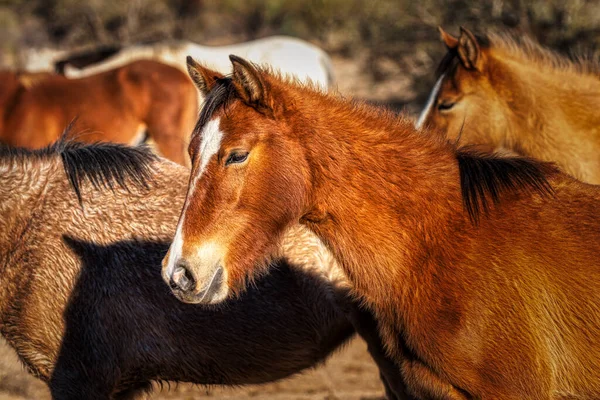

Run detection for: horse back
[[2, 60, 196, 149], [113, 59, 197, 117], [453, 174, 600, 396], [391, 168, 600, 398]]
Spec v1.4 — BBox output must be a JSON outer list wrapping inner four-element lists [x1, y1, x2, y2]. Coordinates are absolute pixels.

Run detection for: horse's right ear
[[457, 27, 485, 71], [439, 27, 459, 49], [186, 56, 224, 96], [229, 54, 274, 115]]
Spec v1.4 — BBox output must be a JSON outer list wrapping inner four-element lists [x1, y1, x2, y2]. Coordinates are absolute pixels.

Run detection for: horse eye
[[438, 101, 455, 111], [225, 151, 249, 166]]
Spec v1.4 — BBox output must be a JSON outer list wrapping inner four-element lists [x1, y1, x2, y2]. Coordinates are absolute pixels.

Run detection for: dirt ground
[[0, 56, 419, 400]]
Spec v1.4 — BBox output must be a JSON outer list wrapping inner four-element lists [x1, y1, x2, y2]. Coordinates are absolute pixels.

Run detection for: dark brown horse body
[[0, 141, 359, 399], [0, 60, 197, 165], [166, 56, 600, 399]]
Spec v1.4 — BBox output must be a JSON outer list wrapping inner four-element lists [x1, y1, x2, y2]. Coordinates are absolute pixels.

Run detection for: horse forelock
[[194, 77, 236, 136], [435, 49, 459, 80]]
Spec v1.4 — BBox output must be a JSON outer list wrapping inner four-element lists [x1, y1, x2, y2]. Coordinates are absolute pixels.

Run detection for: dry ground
[[0, 55, 418, 400]]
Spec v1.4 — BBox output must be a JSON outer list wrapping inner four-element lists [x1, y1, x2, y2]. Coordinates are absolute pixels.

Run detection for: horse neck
[[293, 96, 466, 307], [0, 156, 57, 276], [490, 51, 600, 157]]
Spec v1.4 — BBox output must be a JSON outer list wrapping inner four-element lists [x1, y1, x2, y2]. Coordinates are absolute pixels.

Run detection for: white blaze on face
[[164, 117, 224, 277], [197, 118, 224, 176], [416, 73, 446, 130]]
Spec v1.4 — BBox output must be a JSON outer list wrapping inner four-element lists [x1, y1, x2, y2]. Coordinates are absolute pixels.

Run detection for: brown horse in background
[[165, 55, 600, 399], [0, 140, 365, 399], [417, 27, 600, 184], [0, 60, 197, 165]]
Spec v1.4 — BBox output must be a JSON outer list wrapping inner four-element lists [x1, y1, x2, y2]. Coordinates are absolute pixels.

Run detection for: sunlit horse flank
[[418, 27, 600, 184], [166, 54, 600, 399], [0, 60, 197, 165]]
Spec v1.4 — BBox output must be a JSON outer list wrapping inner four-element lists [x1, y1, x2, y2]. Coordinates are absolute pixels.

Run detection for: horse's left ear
[[186, 56, 224, 96], [457, 27, 485, 71], [439, 27, 459, 49], [229, 55, 273, 113]]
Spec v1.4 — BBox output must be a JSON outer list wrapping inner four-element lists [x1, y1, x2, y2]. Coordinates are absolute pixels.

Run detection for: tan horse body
[[0, 60, 197, 165], [164, 56, 600, 399], [418, 28, 600, 184], [0, 142, 364, 399]]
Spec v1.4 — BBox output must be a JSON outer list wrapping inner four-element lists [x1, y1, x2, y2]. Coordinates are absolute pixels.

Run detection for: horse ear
[[229, 55, 272, 112], [186, 56, 223, 96], [457, 27, 484, 71], [438, 27, 458, 49]]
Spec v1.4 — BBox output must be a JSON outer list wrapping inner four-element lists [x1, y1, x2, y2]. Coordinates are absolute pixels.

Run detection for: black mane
[[0, 137, 157, 203], [456, 148, 556, 223], [435, 49, 460, 80]]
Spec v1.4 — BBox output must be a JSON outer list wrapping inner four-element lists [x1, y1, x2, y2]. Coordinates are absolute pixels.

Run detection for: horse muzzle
[[166, 259, 228, 305]]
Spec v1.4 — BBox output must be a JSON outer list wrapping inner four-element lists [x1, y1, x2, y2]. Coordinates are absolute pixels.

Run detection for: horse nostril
[[169, 277, 178, 290], [182, 267, 195, 289], [172, 262, 196, 292]]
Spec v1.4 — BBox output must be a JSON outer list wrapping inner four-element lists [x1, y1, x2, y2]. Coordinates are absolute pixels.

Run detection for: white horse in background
[[23, 36, 334, 90], [20, 47, 70, 72]]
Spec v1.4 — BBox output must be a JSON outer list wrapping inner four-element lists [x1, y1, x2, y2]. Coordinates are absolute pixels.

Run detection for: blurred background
[[2, 0, 600, 113]]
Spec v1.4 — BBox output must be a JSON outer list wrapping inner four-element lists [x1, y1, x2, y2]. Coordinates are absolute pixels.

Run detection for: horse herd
[[0, 27, 599, 400]]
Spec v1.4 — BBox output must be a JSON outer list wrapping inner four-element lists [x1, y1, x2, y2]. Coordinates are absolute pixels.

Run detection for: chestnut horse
[[417, 27, 600, 184], [0, 60, 197, 165], [0, 139, 362, 399], [164, 55, 600, 399]]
